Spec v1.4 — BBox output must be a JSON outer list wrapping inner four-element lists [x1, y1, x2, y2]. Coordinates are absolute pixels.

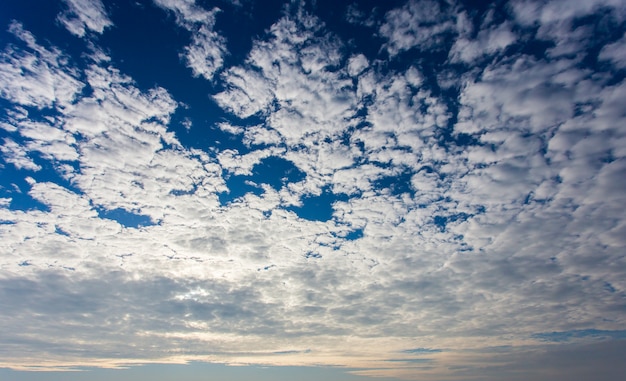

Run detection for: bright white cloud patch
[[0, 138, 42, 171], [0, 22, 83, 108], [1, 1, 626, 381], [57, 0, 112, 37], [347, 53, 369, 76]]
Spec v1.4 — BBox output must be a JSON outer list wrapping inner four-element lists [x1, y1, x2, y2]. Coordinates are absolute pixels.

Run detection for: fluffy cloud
[[449, 21, 517, 63], [379, 0, 456, 56], [510, 0, 626, 59], [1, 1, 626, 380], [213, 6, 362, 198]]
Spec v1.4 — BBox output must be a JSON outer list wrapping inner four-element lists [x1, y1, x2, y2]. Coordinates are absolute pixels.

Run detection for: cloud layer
[[1, 0, 625, 380]]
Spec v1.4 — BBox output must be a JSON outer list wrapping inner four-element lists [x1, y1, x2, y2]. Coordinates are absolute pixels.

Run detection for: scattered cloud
[[379, 0, 456, 56], [347, 53, 369, 77], [599, 32, 626, 68], [345, 3, 377, 28], [0, 138, 42, 172], [0, 22, 83, 109], [1, 1, 626, 380], [57, 0, 113, 37], [449, 21, 517, 63], [153, 0, 227, 80]]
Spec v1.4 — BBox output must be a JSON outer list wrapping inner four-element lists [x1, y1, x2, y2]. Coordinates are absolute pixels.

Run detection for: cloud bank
[[1, 1, 625, 380]]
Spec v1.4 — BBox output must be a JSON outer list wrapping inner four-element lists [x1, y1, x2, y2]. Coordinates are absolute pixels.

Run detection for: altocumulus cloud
[[0, 0, 625, 380]]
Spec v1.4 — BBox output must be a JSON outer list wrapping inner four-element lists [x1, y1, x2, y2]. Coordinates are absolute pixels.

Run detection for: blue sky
[[0, 0, 625, 380]]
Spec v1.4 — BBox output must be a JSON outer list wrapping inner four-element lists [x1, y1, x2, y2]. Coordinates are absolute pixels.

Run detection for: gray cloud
[[599, 32, 626, 68]]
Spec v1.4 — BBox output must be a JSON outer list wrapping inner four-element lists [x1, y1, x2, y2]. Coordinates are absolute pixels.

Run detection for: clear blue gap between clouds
[[532, 329, 626, 342]]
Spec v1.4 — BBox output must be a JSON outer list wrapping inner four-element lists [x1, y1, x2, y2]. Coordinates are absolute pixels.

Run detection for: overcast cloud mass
[[1, 0, 625, 380]]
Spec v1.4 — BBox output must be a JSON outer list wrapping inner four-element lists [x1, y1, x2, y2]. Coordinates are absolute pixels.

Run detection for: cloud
[[0, 138, 42, 172], [509, 0, 626, 59], [379, 0, 456, 56], [153, 0, 227, 80], [347, 54, 369, 77], [354, 340, 626, 381], [1, 1, 626, 380], [0, 22, 83, 109], [0, 20, 465, 367], [213, 5, 362, 199], [57, 0, 113, 37], [599, 32, 626, 68], [510, 0, 626, 26], [449, 22, 517, 63], [345, 3, 377, 27]]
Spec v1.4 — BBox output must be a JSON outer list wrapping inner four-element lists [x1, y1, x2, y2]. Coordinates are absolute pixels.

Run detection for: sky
[[0, 0, 625, 380]]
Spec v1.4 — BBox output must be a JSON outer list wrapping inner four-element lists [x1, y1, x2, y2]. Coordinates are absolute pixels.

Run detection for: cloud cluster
[[1, 0, 626, 380], [0, 22, 83, 109], [379, 0, 457, 55]]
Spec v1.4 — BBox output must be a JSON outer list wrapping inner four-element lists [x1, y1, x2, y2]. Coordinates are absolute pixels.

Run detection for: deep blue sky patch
[[95, 207, 155, 228]]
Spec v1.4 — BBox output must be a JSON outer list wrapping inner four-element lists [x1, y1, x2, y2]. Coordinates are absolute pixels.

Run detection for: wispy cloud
[[599, 32, 626, 68], [0, 22, 83, 108], [57, 0, 113, 37], [448, 21, 517, 63], [153, 0, 227, 80], [0, 138, 42, 172]]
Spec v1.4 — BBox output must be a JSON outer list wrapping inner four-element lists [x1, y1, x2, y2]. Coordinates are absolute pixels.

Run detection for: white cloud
[[449, 22, 517, 63], [1, 3, 626, 380], [0, 22, 83, 109], [213, 7, 362, 200], [0, 138, 42, 171], [214, 10, 355, 143], [58, 0, 113, 37], [243, 125, 283, 147], [153, 0, 227, 80], [347, 54, 369, 77], [455, 56, 591, 136], [213, 67, 274, 118], [440, 14, 626, 359], [217, 147, 275, 175], [379, 0, 456, 56], [510, 0, 626, 60], [511, 0, 626, 27], [354, 65, 449, 166]]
